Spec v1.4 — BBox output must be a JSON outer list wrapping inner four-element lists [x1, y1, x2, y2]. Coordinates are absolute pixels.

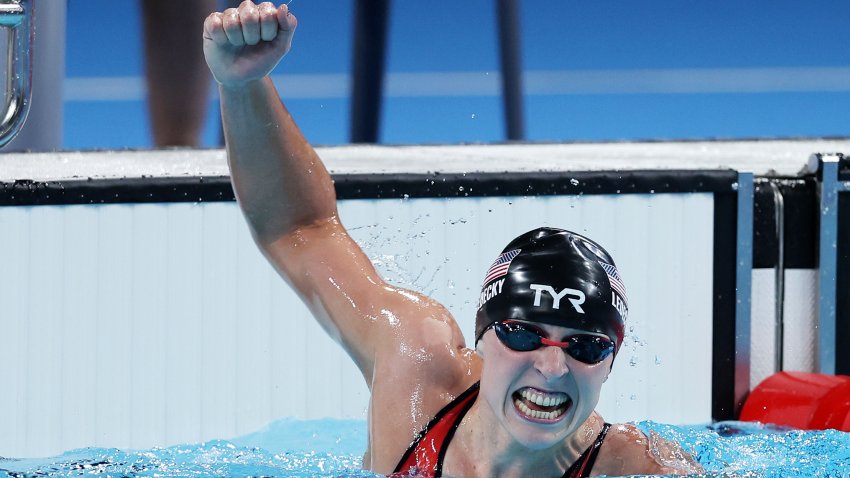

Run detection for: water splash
[[3, 419, 849, 477], [0, 441, 374, 478], [636, 420, 850, 478]]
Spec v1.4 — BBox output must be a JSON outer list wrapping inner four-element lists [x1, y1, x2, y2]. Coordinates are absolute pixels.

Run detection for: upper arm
[[257, 215, 465, 383]]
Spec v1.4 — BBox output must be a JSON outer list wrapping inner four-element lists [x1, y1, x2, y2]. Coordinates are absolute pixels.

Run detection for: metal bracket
[[805, 153, 848, 374], [768, 181, 785, 373], [734, 172, 754, 416]]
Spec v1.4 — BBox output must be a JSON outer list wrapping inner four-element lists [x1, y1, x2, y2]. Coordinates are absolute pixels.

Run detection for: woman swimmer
[[203, 2, 703, 476]]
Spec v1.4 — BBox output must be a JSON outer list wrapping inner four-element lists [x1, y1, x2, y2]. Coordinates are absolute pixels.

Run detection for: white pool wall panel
[[1, 192, 713, 458], [750, 269, 819, 389], [779, 271, 819, 373]]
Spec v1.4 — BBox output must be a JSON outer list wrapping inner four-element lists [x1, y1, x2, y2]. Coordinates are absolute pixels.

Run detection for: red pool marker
[[741, 371, 850, 432]]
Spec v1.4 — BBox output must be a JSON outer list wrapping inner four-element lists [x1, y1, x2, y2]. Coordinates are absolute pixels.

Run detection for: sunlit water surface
[[1, 419, 848, 477]]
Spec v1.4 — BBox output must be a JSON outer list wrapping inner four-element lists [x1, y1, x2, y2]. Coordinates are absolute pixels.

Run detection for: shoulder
[[366, 291, 481, 472], [373, 286, 480, 389], [592, 422, 703, 476]]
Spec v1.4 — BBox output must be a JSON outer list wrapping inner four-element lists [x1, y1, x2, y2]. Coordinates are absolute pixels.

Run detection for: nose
[[533, 344, 569, 380]]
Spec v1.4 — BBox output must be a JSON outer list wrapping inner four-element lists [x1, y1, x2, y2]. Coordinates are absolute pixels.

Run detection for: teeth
[[513, 397, 568, 421], [518, 388, 568, 407]]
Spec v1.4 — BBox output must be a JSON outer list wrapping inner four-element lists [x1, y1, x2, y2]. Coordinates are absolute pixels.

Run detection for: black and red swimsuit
[[393, 382, 611, 477]]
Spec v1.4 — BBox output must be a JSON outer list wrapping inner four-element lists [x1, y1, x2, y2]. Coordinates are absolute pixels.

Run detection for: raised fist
[[203, 1, 297, 87]]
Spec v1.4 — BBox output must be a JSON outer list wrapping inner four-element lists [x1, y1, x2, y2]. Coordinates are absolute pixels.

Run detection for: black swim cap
[[475, 227, 627, 353]]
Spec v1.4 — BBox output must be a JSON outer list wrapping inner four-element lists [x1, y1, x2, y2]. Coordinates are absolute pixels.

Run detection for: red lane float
[[740, 371, 850, 431]]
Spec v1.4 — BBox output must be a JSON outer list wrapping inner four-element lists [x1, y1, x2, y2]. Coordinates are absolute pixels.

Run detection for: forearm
[[220, 77, 337, 243]]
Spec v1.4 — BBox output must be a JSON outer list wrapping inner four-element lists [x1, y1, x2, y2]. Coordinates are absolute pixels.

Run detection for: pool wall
[[1, 140, 846, 458]]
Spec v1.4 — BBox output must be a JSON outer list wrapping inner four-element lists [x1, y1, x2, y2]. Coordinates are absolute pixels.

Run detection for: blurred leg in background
[[141, 0, 217, 148]]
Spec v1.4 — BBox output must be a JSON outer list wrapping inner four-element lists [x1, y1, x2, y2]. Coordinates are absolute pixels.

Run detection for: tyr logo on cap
[[529, 284, 586, 313]]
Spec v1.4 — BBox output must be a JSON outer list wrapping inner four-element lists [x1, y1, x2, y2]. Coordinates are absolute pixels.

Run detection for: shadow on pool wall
[[0, 140, 848, 459]]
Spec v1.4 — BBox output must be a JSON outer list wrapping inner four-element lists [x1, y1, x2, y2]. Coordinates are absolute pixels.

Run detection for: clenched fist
[[203, 0, 297, 87]]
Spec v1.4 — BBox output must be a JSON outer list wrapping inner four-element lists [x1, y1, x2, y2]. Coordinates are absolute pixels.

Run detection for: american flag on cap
[[599, 261, 628, 305], [482, 249, 521, 285]]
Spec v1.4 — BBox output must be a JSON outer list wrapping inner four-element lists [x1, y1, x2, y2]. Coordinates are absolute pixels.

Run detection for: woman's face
[[477, 321, 613, 450]]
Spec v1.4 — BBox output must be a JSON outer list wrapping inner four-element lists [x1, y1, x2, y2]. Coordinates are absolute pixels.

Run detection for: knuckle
[[203, 14, 217, 29], [239, 1, 259, 13]]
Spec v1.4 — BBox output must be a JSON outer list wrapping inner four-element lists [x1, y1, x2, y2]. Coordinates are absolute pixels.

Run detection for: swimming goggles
[[491, 321, 615, 364]]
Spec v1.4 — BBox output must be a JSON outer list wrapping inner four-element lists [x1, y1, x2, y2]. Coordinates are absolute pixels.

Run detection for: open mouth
[[512, 387, 572, 423]]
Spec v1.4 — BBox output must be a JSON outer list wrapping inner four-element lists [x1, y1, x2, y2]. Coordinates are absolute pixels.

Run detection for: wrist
[[217, 77, 268, 93]]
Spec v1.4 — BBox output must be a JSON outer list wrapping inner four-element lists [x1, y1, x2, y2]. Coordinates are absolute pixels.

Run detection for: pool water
[[1, 419, 848, 477], [636, 421, 850, 477]]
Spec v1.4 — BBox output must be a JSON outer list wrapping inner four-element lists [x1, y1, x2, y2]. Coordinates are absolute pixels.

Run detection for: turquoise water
[[1, 419, 849, 477]]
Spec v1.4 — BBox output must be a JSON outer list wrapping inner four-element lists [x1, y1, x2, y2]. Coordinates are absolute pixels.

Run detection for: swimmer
[[203, 2, 703, 476]]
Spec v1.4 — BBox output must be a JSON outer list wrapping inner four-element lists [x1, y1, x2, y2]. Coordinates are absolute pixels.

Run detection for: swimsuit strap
[[393, 382, 480, 477], [562, 422, 611, 478]]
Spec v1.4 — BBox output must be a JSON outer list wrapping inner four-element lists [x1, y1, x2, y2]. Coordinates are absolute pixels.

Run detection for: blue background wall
[[65, 0, 850, 149]]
